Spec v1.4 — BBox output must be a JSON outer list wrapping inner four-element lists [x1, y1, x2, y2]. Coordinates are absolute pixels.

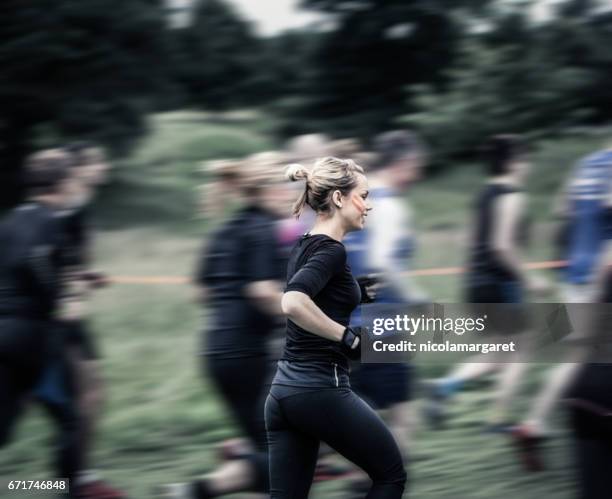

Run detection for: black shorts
[[350, 363, 413, 409], [0, 317, 48, 445], [62, 319, 98, 360]]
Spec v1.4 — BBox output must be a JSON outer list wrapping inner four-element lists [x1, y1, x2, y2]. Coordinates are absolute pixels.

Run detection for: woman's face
[[260, 181, 294, 218], [76, 151, 111, 187], [392, 154, 424, 190], [510, 158, 530, 184], [61, 175, 89, 208], [336, 173, 372, 232]]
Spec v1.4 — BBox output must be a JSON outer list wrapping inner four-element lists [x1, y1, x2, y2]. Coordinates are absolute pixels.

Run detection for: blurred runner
[[0, 150, 70, 454], [162, 152, 288, 498], [511, 145, 612, 471], [33, 142, 125, 498], [423, 135, 547, 430], [344, 131, 426, 467], [286, 134, 331, 165], [198, 159, 243, 220], [565, 243, 612, 499]]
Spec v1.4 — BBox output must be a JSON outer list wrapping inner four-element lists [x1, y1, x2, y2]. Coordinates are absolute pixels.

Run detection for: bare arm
[[493, 192, 548, 291], [552, 176, 572, 218], [370, 197, 426, 301], [194, 284, 209, 305], [492, 192, 524, 279], [245, 280, 283, 316], [281, 291, 345, 342]]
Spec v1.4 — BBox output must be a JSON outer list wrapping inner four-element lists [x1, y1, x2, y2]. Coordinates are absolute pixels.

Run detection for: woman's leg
[[205, 356, 270, 493], [279, 389, 407, 499], [571, 407, 612, 499], [265, 394, 320, 499], [208, 356, 269, 450]]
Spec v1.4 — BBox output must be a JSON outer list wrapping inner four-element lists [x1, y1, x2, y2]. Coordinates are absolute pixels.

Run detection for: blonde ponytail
[[285, 163, 310, 218]]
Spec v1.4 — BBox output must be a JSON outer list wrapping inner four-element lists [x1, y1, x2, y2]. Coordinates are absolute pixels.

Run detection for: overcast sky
[[225, 1, 612, 35], [168, 0, 612, 34], [226, 0, 326, 36]]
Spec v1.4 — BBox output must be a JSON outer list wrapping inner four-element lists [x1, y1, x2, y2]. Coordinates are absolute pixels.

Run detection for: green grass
[[1, 111, 608, 498]]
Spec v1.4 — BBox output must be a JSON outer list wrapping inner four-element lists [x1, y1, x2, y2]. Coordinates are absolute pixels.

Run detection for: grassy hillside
[[1, 111, 608, 498]]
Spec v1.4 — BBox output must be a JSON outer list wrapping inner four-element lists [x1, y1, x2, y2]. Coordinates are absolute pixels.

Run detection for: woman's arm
[[245, 280, 283, 316], [492, 192, 525, 279], [493, 192, 548, 292], [243, 219, 284, 316], [281, 290, 345, 342], [194, 284, 209, 305]]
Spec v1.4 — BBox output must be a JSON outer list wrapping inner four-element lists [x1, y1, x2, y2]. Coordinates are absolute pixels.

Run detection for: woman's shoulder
[[305, 233, 345, 249], [293, 234, 346, 260]]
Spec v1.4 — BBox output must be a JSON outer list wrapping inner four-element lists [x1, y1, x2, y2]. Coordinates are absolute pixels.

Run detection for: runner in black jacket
[[0, 149, 70, 446], [162, 152, 291, 499]]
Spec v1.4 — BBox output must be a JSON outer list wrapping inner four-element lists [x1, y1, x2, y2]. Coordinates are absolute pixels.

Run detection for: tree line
[[2, 0, 612, 203]]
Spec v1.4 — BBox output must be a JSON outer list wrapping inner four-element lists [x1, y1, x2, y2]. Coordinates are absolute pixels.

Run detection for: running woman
[[163, 152, 288, 498], [265, 157, 407, 499]]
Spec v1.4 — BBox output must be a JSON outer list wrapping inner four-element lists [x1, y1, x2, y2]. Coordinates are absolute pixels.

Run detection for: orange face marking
[[351, 193, 367, 215]]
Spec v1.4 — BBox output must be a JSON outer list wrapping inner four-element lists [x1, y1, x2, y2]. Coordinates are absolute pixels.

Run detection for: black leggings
[[34, 352, 82, 482], [206, 355, 270, 492], [265, 387, 407, 499], [0, 318, 45, 446], [1, 318, 82, 481], [571, 407, 612, 499]]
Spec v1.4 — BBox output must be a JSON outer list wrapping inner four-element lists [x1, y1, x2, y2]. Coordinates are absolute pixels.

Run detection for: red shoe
[[73, 479, 127, 499], [313, 462, 353, 482], [510, 425, 546, 472], [216, 438, 253, 461]]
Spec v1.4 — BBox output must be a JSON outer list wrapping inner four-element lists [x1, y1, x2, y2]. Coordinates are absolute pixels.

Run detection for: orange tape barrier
[[108, 260, 567, 285], [109, 276, 190, 285]]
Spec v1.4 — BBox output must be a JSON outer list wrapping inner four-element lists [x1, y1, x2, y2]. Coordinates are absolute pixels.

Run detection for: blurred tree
[[252, 30, 325, 138], [290, 0, 493, 139], [0, 0, 168, 206], [544, 1, 612, 122], [402, 9, 591, 167], [170, 0, 261, 110], [251, 31, 321, 102]]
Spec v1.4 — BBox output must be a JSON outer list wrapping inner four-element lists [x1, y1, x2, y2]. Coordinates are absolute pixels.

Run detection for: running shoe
[[156, 480, 211, 499], [313, 461, 353, 482], [482, 422, 515, 434], [510, 424, 546, 472], [72, 479, 127, 499], [421, 380, 450, 429], [215, 438, 252, 461]]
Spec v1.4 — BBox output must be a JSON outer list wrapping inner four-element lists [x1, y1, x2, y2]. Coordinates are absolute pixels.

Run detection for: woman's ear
[[332, 190, 343, 209]]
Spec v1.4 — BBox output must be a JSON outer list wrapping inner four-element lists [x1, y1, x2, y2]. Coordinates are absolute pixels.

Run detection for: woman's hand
[[341, 326, 367, 359], [357, 274, 381, 303]]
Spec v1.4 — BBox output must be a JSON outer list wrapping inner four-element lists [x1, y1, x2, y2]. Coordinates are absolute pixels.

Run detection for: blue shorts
[[351, 363, 413, 409]]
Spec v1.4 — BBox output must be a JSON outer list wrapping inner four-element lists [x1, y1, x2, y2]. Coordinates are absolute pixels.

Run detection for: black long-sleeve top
[[282, 234, 361, 370]]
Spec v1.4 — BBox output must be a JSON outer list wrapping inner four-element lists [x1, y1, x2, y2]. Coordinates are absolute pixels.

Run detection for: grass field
[[1, 111, 609, 498]]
